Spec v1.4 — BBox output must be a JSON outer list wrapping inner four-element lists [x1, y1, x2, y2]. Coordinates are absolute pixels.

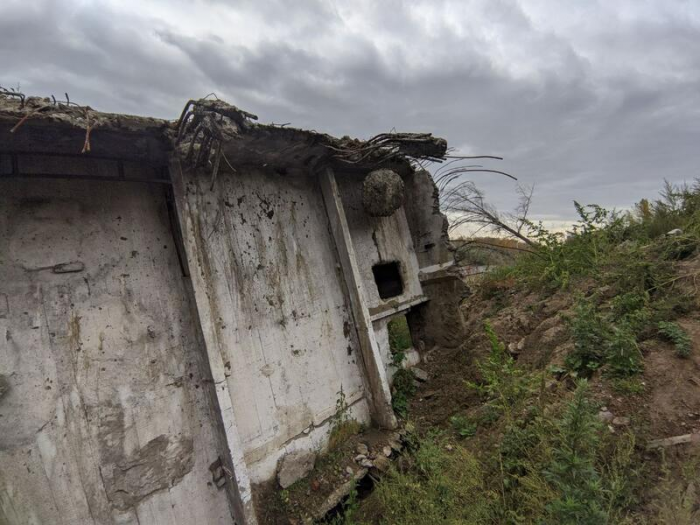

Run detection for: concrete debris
[[646, 433, 700, 450], [311, 468, 368, 522], [356, 443, 369, 456], [362, 169, 405, 217], [400, 348, 421, 368], [412, 367, 429, 382], [372, 456, 391, 473], [354, 454, 367, 462], [278, 451, 317, 489], [359, 458, 374, 469], [598, 410, 615, 423]]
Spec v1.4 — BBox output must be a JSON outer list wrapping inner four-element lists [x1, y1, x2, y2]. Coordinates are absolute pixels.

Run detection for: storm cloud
[[2, 0, 699, 226]]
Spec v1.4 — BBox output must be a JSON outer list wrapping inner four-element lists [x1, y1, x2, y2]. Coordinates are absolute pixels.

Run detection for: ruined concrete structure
[[0, 95, 465, 524]]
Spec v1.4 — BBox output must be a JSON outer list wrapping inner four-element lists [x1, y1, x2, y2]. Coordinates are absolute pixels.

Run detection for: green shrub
[[544, 381, 607, 524], [566, 298, 644, 378], [387, 315, 412, 361], [391, 368, 416, 418], [488, 181, 700, 294], [566, 299, 610, 377], [493, 381, 633, 523], [610, 291, 649, 320], [611, 377, 645, 395], [658, 321, 693, 357], [467, 322, 538, 419], [450, 415, 477, 438], [365, 435, 493, 524], [605, 325, 643, 378]]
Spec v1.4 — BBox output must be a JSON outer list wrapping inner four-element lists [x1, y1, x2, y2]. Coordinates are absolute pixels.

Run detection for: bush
[[605, 325, 643, 378], [658, 321, 693, 357], [566, 299, 610, 377], [364, 435, 493, 524], [544, 381, 607, 524], [391, 368, 416, 418], [450, 415, 477, 438], [387, 315, 411, 358], [467, 322, 538, 419], [566, 298, 644, 378], [488, 181, 700, 294]]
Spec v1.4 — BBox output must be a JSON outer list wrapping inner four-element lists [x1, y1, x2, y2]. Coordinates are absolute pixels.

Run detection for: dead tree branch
[[442, 180, 538, 247]]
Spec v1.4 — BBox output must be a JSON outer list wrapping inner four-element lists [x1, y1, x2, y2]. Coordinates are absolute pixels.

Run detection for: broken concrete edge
[[285, 429, 406, 523], [309, 467, 368, 523], [368, 294, 428, 321], [0, 95, 448, 171], [277, 450, 317, 489]]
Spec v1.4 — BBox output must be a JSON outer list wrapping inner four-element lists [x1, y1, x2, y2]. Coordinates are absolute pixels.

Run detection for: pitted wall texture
[[0, 178, 233, 524], [180, 168, 371, 482], [336, 173, 423, 310]]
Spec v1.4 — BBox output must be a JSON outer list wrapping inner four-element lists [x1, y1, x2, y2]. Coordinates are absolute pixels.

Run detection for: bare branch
[[441, 180, 538, 247]]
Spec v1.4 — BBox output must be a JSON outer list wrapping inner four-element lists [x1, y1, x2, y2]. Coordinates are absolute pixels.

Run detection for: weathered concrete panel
[[320, 168, 396, 429], [402, 169, 453, 270], [336, 173, 423, 311], [178, 168, 371, 483], [0, 178, 234, 524]]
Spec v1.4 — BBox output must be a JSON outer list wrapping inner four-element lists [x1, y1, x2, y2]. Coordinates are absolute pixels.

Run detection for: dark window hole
[[372, 261, 403, 299]]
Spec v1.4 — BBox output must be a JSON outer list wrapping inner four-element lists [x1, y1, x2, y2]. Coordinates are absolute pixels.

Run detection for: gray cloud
[[1, 0, 698, 225]]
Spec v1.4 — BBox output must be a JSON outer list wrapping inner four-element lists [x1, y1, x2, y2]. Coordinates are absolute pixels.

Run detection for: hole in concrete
[[372, 261, 403, 299], [321, 472, 376, 523]]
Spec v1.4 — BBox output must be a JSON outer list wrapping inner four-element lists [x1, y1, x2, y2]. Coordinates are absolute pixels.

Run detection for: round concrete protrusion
[[362, 169, 405, 217]]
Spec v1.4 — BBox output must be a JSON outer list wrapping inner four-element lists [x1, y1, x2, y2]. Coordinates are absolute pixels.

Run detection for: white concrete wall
[[0, 161, 428, 524], [335, 174, 424, 312], [178, 168, 371, 483], [0, 178, 234, 524]]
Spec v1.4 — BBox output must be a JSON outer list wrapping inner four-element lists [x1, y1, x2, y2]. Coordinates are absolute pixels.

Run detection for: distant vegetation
[[452, 236, 529, 268]]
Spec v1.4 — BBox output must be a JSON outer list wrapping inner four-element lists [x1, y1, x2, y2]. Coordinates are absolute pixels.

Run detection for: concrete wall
[[0, 159, 455, 524], [176, 168, 371, 484], [335, 173, 424, 314], [0, 177, 235, 523], [401, 169, 467, 349], [402, 169, 453, 270]]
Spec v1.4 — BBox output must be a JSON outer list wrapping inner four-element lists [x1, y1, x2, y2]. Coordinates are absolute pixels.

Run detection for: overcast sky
[[2, 0, 699, 227]]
